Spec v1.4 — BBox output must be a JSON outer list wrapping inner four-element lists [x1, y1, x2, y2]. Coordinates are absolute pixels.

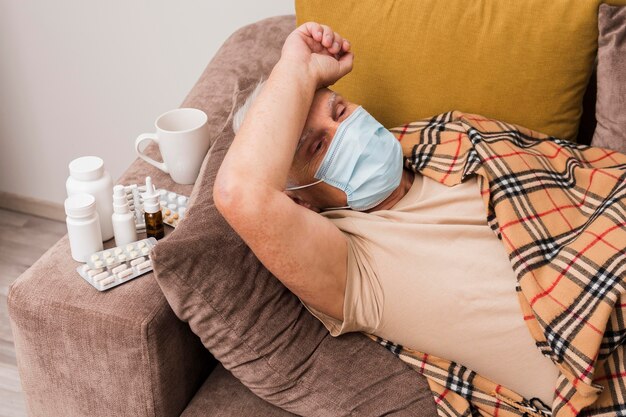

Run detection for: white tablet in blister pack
[[77, 256, 153, 291]]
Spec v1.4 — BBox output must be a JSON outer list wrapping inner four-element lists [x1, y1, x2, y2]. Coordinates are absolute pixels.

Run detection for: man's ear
[[285, 192, 321, 213]]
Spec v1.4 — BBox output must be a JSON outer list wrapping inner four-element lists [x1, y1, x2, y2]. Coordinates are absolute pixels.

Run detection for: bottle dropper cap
[[142, 176, 160, 214], [112, 185, 130, 214]]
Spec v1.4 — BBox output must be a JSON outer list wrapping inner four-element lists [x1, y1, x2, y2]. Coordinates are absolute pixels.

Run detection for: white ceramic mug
[[135, 108, 210, 184]]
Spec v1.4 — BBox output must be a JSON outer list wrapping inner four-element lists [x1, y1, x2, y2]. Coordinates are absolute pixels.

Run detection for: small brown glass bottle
[[145, 210, 164, 240], [142, 177, 165, 240]]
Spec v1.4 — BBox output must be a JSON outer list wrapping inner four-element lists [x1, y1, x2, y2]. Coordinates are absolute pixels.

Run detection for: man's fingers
[[320, 24, 334, 48], [329, 31, 343, 54], [298, 22, 350, 55], [298, 21, 323, 41], [302, 34, 323, 53]]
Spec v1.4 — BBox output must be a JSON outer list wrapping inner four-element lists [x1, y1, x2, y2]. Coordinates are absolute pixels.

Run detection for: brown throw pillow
[[151, 15, 437, 416], [591, 4, 626, 153]]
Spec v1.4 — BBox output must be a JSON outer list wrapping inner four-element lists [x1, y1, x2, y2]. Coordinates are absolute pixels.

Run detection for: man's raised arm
[[212, 23, 353, 320]]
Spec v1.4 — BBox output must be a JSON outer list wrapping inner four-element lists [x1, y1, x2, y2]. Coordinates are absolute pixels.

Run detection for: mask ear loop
[[285, 179, 351, 211], [285, 179, 323, 191], [321, 205, 350, 211]]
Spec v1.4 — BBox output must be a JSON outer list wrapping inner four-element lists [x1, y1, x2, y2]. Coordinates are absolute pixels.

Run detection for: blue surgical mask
[[286, 105, 403, 211]]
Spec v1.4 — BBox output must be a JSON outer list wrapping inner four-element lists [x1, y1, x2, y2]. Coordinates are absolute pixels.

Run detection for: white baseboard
[[0, 191, 65, 222]]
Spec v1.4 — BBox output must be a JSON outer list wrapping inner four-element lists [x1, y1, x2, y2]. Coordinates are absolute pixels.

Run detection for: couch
[[7, 13, 603, 417], [7, 15, 435, 417]]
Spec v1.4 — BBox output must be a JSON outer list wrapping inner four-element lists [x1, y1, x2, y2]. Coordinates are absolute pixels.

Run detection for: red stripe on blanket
[[500, 229, 603, 335], [494, 385, 503, 417], [578, 352, 599, 385], [502, 142, 573, 230], [593, 371, 626, 383], [583, 230, 626, 255], [482, 148, 567, 162], [440, 133, 462, 184], [397, 124, 409, 141], [499, 169, 601, 232], [554, 388, 580, 415], [586, 148, 620, 165], [435, 388, 450, 404], [529, 222, 626, 308]]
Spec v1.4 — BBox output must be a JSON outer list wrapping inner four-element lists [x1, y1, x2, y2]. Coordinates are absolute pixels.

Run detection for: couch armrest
[[7, 154, 214, 416]]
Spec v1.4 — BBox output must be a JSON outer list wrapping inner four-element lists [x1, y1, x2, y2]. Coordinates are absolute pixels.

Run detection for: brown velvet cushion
[[181, 363, 297, 417], [591, 4, 626, 153], [152, 15, 437, 416]]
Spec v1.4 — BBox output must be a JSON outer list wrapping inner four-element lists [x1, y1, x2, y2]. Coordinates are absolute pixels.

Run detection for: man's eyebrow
[[328, 91, 337, 119], [295, 127, 313, 154]]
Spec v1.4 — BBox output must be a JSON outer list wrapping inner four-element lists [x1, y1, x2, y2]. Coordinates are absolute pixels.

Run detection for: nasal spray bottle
[[142, 177, 164, 240], [111, 185, 137, 246]]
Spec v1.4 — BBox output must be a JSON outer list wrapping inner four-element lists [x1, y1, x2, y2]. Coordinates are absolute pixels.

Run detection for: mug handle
[[134, 133, 169, 173]]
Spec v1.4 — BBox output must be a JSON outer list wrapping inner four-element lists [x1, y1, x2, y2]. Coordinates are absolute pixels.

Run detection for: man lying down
[[215, 22, 626, 416]]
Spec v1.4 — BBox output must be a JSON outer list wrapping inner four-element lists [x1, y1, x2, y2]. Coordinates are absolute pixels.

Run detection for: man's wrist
[[273, 57, 319, 91]]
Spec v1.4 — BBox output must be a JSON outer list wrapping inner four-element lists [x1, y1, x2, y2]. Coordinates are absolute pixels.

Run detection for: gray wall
[[0, 1, 294, 205]]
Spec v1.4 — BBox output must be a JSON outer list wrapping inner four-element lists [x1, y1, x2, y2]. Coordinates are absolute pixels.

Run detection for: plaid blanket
[[365, 111, 626, 417]]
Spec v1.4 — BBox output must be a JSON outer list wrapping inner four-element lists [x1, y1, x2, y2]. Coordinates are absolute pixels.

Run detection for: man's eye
[[336, 106, 346, 121]]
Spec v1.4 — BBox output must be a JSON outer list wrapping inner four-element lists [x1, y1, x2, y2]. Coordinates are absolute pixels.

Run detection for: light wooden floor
[[0, 208, 67, 417]]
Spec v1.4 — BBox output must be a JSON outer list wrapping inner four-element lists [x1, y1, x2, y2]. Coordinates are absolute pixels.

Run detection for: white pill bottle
[[65, 194, 103, 262], [66, 156, 114, 240]]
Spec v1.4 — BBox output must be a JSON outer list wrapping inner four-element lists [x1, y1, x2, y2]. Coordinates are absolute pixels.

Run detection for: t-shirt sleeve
[[300, 234, 383, 336]]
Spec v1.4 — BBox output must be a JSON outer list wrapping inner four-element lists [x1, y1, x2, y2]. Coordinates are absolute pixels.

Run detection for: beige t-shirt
[[301, 172, 559, 405]]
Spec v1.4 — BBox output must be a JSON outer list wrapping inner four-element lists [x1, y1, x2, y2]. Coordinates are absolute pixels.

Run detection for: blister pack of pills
[[86, 237, 157, 269], [158, 190, 189, 228], [124, 184, 147, 230], [122, 184, 189, 230], [77, 255, 154, 291]]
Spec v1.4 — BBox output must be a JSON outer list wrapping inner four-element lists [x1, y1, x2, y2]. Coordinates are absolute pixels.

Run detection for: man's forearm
[[216, 59, 317, 195]]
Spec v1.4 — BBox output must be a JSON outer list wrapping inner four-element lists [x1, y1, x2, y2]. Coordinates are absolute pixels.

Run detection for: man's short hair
[[232, 79, 266, 134]]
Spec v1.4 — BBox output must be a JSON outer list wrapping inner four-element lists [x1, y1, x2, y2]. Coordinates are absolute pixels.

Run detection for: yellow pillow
[[296, 0, 626, 141]]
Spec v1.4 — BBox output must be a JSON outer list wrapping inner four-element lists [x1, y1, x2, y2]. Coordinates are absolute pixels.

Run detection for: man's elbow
[[213, 169, 268, 222], [213, 169, 241, 216]]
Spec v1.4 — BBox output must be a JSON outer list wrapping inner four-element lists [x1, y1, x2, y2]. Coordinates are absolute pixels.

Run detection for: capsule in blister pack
[[86, 237, 157, 269], [158, 190, 189, 228], [77, 256, 154, 291]]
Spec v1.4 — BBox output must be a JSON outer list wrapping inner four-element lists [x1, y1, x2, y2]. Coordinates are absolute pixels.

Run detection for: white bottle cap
[[68, 156, 104, 181], [112, 185, 130, 214], [65, 194, 97, 218], [142, 176, 160, 213]]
